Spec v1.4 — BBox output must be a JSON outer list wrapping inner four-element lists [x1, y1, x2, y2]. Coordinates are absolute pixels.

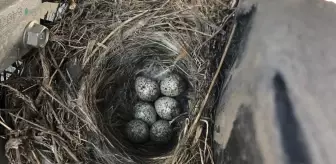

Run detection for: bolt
[[23, 21, 49, 48]]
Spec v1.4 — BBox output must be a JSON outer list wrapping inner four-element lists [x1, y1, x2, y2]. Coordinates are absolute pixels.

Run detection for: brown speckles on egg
[[126, 120, 149, 143], [154, 97, 180, 120], [160, 74, 185, 97], [134, 102, 157, 125], [150, 120, 172, 143], [135, 76, 160, 101]]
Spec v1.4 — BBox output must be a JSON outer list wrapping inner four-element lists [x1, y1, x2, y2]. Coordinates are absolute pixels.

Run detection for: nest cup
[[85, 24, 225, 164], [79, 18, 226, 163], [95, 44, 187, 159]]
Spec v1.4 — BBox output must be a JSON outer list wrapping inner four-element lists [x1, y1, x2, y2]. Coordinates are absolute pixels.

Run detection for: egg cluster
[[126, 74, 185, 144]]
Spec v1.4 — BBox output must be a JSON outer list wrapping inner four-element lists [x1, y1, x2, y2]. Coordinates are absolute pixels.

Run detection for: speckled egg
[[150, 120, 172, 143], [154, 97, 181, 120], [135, 76, 160, 101], [134, 102, 157, 125], [160, 74, 185, 97], [125, 120, 149, 143]]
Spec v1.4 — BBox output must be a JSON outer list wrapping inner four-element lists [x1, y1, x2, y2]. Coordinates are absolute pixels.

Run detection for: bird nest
[[1, 0, 235, 163]]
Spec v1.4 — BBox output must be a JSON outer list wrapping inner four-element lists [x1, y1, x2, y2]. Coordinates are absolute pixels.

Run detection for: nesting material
[[154, 97, 181, 120], [0, 0, 235, 163], [150, 120, 172, 143], [134, 101, 157, 125]]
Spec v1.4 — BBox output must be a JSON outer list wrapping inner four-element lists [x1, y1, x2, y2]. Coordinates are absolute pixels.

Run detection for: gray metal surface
[[0, 1, 15, 11], [214, 0, 336, 164]]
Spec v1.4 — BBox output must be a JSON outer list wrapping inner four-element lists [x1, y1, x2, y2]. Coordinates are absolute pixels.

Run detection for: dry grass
[[1, 0, 236, 163]]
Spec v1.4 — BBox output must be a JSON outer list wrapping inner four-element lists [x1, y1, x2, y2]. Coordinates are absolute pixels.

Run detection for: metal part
[[23, 21, 49, 48]]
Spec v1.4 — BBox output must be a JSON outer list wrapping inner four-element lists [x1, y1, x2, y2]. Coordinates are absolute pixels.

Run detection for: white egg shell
[[160, 74, 185, 97], [150, 120, 172, 143], [154, 97, 181, 120], [126, 120, 149, 143], [134, 102, 157, 125], [135, 76, 160, 101]]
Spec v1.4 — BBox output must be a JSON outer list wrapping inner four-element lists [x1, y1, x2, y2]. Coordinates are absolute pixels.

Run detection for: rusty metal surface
[[214, 0, 336, 164]]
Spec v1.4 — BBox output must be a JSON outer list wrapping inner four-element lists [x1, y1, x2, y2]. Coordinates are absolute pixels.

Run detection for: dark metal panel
[[214, 0, 336, 163]]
